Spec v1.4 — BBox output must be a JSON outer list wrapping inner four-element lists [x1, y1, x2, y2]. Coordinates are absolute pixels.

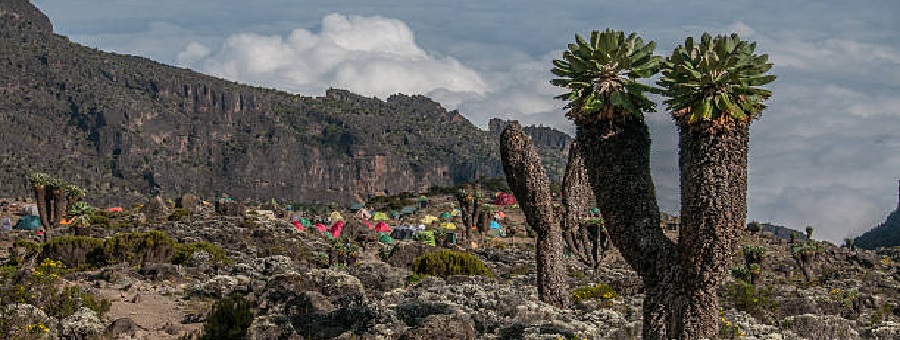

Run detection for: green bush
[[725, 279, 776, 316], [102, 231, 177, 265], [89, 214, 109, 226], [571, 284, 618, 304], [41, 235, 105, 268], [173, 242, 230, 266], [201, 294, 253, 340], [412, 250, 493, 278], [168, 208, 192, 221]]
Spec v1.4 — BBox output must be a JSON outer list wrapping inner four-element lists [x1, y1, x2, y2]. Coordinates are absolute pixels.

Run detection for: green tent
[[389, 210, 400, 219], [418, 230, 436, 247], [439, 212, 452, 219], [299, 217, 312, 227], [378, 232, 395, 244], [14, 215, 42, 230]]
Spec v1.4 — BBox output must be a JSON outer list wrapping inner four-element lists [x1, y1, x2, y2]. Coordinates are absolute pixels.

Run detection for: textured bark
[[500, 122, 569, 307], [560, 143, 601, 268], [673, 119, 750, 339], [34, 185, 49, 228], [52, 189, 67, 227], [576, 117, 678, 339]]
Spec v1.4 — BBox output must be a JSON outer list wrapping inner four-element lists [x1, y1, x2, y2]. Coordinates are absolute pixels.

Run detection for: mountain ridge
[[0, 0, 569, 206]]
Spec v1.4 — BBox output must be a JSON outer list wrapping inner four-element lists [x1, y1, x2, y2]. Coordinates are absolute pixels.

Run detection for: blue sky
[[31, 0, 900, 243]]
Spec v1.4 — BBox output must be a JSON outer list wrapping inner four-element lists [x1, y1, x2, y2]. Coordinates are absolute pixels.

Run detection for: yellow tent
[[440, 222, 457, 230], [330, 211, 344, 221], [373, 212, 390, 221], [451, 208, 461, 217], [420, 215, 439, 225]]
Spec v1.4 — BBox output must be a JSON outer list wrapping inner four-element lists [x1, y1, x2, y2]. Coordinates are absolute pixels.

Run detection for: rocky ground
[[1, 208, 899, 339]]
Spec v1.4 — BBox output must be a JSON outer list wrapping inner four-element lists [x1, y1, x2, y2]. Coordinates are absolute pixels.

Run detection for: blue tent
[[15, 215, 42, 230], [490, 220, 502, 230]]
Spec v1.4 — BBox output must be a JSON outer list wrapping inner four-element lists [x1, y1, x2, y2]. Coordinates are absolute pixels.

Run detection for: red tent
[[290, 220, 305, 231], [374, 221, 392, 233], [329, 220, 345, 238], [364, 220, 375, 230], [493, 193, 516, 206], [314, 223, 327, 233]]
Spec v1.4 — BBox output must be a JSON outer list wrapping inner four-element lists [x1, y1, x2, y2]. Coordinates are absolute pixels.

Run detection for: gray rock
[[106, 318, 140, 337], [781, 314, 861, 340], [59, 307, 104, 340]]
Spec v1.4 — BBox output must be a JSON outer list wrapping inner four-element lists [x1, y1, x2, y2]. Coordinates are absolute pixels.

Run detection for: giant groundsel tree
[[542, 29, 774, 339]]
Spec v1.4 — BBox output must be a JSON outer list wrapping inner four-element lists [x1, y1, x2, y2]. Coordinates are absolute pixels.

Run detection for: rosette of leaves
[[67, 201, 95, 228], [551, 29, 661, 121], [657, 33, 775, 129]]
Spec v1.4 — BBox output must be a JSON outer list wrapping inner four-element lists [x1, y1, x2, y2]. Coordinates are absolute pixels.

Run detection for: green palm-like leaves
[[28, 172, 51, 186], [551, 29, 661, 121], [64, 184, 87, 199], [658, 33, 775, 125], [67, 201, 94, 228]]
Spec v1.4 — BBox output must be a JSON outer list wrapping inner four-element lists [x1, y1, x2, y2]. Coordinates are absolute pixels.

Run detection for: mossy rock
[[102, 231, 177, 265], [41, 235, 105, 268], [412, 250, 492, 279]]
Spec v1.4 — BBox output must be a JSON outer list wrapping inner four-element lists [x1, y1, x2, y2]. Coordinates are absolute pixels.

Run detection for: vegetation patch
[[201, 294, 253, 340], [174, 242, 230, 266], [570, 284, 618, 304], [412, 250, 493, 279]]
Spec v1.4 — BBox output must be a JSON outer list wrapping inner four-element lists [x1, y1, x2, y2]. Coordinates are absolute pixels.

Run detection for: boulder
[[59, 307, 105, 340], [781, 314, 861, 340], [399, 314, 476, 340], [106, 318, 140, 337]]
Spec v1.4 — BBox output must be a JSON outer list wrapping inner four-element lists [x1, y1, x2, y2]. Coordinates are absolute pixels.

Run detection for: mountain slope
[[0, 0, 566, 206], [854, 186, 900, 249]]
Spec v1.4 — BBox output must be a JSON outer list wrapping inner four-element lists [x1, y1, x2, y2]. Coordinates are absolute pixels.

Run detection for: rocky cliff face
[[853, 181, 900, 249], [488, 118, 571, 181], [0, 1, 566, 206]]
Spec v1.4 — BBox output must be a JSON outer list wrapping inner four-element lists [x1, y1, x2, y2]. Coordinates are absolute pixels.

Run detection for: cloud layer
[[178, 14, 487, 99]]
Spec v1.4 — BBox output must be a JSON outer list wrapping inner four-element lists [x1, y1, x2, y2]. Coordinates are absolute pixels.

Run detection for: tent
[[298, 217, 312, 227], [329, 220, 345, 239], [378, 232, 394, 244], [490, 220, 503, 230], [439, 212, 452, 219], [357, 209, 372, 219], [107, 207, 124, 213], [290, 220, 305, 231], [495, 211, 506, 219], [1, 217, 12, 230], [390, 225, 417, 240], [450, 208, 461, 217], [440, 222, 457, 230], [400, 207, 416, 215], [589, 207, 601, 217], [364, 220, 375, 230], [349, 203, 366, 212], [22, 204, 39, 216], [314, 223, 328, 233], [375, 221, 392, 233], [417, 196, 428, 209], [418, 230, 436, 247], [330, 211, 344, 221], [15, 216, 42, 230], [420, 215, 439, 225], [372, 212, 390, 221], [493, 192, 516, 206], [389, 210, 400, 219]]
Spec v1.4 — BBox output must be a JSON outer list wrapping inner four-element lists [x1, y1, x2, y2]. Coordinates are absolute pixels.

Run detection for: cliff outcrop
[[0, 1, 566, 206]]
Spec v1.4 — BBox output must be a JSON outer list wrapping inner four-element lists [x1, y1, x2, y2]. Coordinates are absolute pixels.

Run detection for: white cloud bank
[[178, 14, 488, 100]]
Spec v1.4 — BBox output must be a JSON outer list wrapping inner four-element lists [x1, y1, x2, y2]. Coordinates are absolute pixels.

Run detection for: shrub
[[102, 231, 177, 265], [724, 279, 777, 317], [41, 235, 105, 268], [168, 208, 192, 221], [89, 214, 109, 226], [571, 284, 618, 304], [201, 294, 253, 340], [412, 250, 493, 278], [173, 242, 230, 266]]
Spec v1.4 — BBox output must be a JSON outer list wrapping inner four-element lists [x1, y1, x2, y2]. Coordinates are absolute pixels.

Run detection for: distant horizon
[[28, 0, 900, 243]]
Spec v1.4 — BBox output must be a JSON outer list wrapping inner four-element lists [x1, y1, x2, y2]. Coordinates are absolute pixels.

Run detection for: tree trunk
[[561, 142, 599, 268], [33, 185, 49, 228], [500, 122, 569, 307], [576, 117, 678, 339], [52, 189, 67, 227], [673, 120, 751, 339]]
